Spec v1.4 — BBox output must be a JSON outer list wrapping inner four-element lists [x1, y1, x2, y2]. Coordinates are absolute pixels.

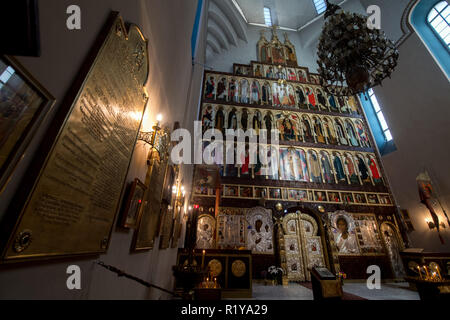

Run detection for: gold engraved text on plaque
[[2, 12, 149, 261]]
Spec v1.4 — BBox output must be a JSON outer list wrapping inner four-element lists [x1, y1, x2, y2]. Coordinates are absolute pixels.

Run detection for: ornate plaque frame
[[0, 12, 149, 262]]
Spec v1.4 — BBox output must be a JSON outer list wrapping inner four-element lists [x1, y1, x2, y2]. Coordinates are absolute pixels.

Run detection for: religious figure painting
[[298, 69, 308, 82], [278, 115, 297, 142], [320, 151, 334, 184], [224, 186, 238, 197], [301, 116, 314, 143], [196, 215, 216, 249], [333, 153, 347, 183], [240, 79, 250, 104], [305, 87, 317, 110], [216, 77, 227, 101], [307, 150, 322, 183], [214, 107, 225, 133], [313, 117, 326, 144], [356, 154, 371, 185], [295, 86, 307, 109], [272, 83, 281, 107], [367, 194, 379, 204], [228, 108, 238, 130], [279, 148, 295, 181], [269, 188, 282, 199], [246, 207, 274, 254], [381, 223, 406, 279], [335, 119, 348, 145], [254, 64, 263, 77], [347, 96, 360, 115], [344, 153, 360, 185], [201, 105, 213, 133], [329, 211, 360, 255], [368, 156, 383, 185], [228, 78, 239, 103], [240, 186, 253, 198], [353, 214, 384, 254], [294, 149, 309, 182], [345, 120, 360, 147], [314, 191, 326, 202], [252, 111, 262, 135], [205, 76, 215, 99], [316, 89, 328, 111], [288, 189, 308, 201], [328, 93, 339, 112], [287, 68, 297, 81], [354, 193, 367, 204], [342, 193, 354, 203], [265, 65, 275, 79], [261, 82, 272, 105], [355, 120, 370, 148], [323, 117, 338, 144], [328, 192, 341, 203], [250, 80, 261, 104], [254, 187, 267, 198]]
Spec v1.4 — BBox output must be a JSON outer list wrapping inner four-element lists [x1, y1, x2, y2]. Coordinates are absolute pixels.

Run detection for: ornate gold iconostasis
[[190, 28, 407, 281]]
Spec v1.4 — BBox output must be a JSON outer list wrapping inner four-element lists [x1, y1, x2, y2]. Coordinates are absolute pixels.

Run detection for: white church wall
[[0, 0, 204, 299]]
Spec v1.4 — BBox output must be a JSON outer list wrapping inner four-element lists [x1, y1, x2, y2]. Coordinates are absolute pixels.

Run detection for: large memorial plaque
[[1, 13, 149, 261]]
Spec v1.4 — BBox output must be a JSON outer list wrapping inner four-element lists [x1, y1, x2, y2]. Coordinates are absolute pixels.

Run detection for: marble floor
[[247, 281, 420, 300]]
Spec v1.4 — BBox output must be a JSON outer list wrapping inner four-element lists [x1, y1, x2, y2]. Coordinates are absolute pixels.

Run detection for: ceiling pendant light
[[317, 0, 399, 97]]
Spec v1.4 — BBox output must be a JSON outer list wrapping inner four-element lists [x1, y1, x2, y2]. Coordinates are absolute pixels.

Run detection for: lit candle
[[417, 266, 423, 280], [424, 266, 430, 280], [201, 250, 205, 269], [435, 265, 442, 281]]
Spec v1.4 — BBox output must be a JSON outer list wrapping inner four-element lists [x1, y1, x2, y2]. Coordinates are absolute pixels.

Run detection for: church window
[[427, 1, 450, 50], [313, 0, 327, 15]]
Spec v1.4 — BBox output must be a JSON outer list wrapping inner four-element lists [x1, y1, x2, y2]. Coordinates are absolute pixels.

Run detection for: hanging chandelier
[[317, 0, 399, 97]]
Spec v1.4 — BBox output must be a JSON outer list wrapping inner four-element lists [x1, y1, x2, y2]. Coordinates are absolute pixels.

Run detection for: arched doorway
[[280, 210, 329, 281]]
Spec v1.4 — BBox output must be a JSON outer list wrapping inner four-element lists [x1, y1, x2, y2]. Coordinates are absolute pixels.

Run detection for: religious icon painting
[[121, 178, 147, 229], [335, 119, 348, 145], [314, 191, 327, 202], [341, 192, 354, 203], [196, 214, 216, 249], [329, 211, 360, 255], [305, 86, 317, 110], [313, 117, 326, 144], [269, 188, 282, 199], [379, 195, 392, 205], [367, 194, 379, 204], [345, 120, 360, 147], [297, 68, 308, 82], [353, 214, 384, 254], [320, 151, 334, 184], [224, 186, 238, 197], [204, 75, 216, 100], [293, 149, 309, 182], [261, 82, 272, 105], [328, 93, 339, 112], [201, 105, 214, 134], [308, 150, 322, 183], [216, 77, 228, 101], [354, 193, 367, 204], [355, 120, 370, 148], [265, 65, 275, 79], [253, 64, 263, 77], [288, 189, 308, 201], [287, 68, 297, 81], [301, 115, 314, 143], [240, 186, 253, 198], [279, 148, 294, 181], [240, 79, 250, 104], [254, 187, 267, 199], [344, 153, 360, 185], [332, 152, 347, 184], [250, 80, 261, 104], [368, 156, 383, 185], [228, 78, 239, 103], [356, 154, 371, 185], [316, 88, 328, 111], [328, 192, 341, 203], [0, 56, 55, 192], [295, 86, 308, 109]]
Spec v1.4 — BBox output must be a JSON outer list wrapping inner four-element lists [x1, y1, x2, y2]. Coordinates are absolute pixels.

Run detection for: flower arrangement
[[267, 266, 284, 284], [337, 271, 347, 285]]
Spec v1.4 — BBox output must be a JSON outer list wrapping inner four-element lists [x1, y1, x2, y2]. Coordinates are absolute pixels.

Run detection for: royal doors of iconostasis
[[280, 212, 327, 282]]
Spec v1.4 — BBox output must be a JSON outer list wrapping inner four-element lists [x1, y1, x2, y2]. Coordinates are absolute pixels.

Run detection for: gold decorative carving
[[231, 259, 246, 278], [208, 259, 223, 277]]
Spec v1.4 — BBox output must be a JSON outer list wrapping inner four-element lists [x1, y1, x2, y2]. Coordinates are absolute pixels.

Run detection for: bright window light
[[427, 1, 450, 49], [368, 89, 393, 142], [313, 0, 327, 15], [264, 7, 272, 26]]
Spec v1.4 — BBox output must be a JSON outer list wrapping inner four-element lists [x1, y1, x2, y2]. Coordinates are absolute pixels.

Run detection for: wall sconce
[[425, 218, 447, 230], [425, 219, 436, 230], [138, 113, 163, 148]]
